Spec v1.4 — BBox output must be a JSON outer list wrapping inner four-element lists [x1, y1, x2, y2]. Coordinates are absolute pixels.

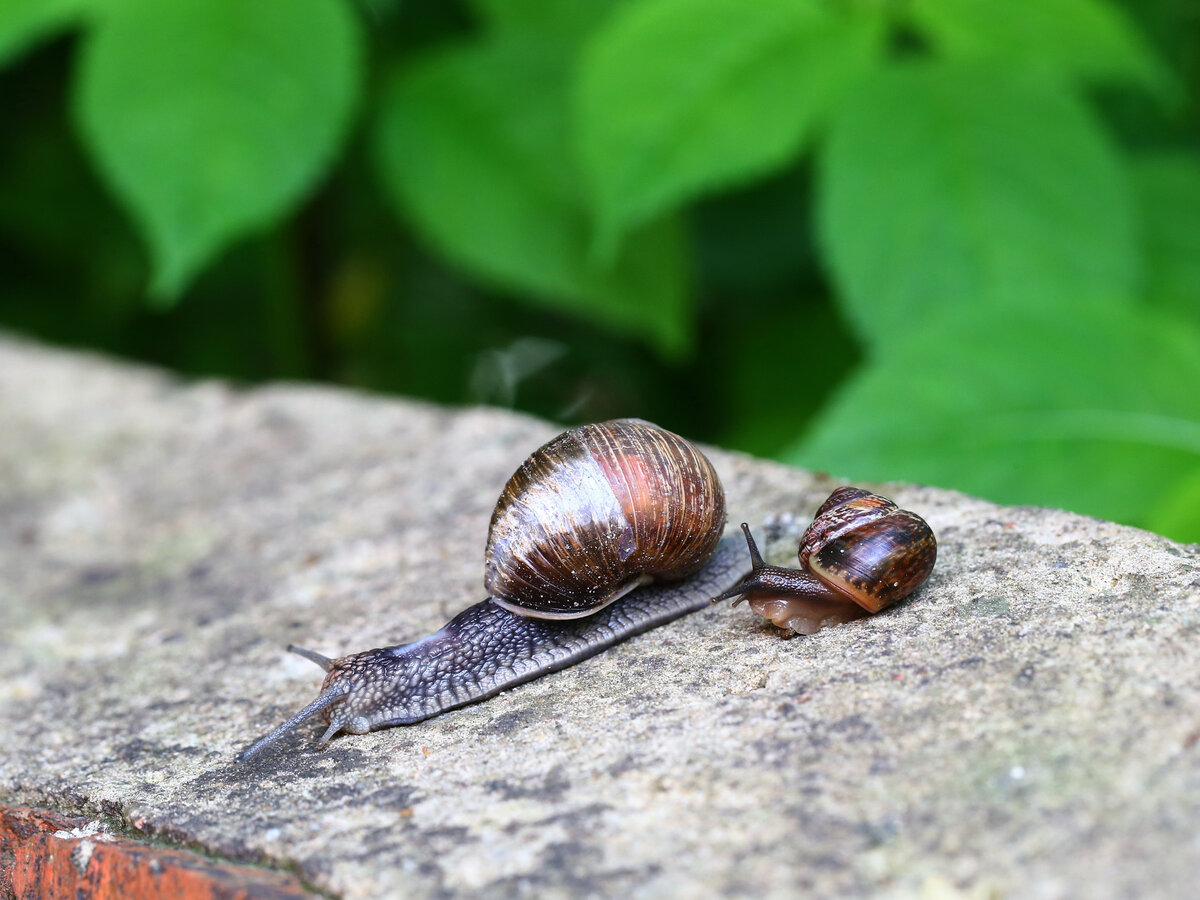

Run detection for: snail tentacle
[[287, 644, 334, 671], [712, 523, 848, 608], [235, 683, 350, 763]]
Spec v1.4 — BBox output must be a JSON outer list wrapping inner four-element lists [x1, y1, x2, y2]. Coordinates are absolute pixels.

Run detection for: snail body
[[237, 419, 729, 762], [714, 487, 936, 635]]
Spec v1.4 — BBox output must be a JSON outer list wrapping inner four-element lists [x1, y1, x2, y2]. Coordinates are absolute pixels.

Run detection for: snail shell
[[714, 487, 936, 634], [799, 487, 936, 614], [486, 419, 726, 618]]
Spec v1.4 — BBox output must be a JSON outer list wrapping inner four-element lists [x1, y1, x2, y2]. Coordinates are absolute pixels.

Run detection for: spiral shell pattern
[[485, 419, 726, 618], [798, 486, 936, 613]]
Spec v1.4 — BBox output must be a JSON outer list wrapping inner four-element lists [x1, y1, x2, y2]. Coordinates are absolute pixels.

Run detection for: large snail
[[713, 487, 937, 635], [236, 419, 737, 762], [235, 424, 938, 762]]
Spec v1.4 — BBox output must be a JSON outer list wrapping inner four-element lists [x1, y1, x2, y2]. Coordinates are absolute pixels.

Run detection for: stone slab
[[2, 334, 1199, 898]]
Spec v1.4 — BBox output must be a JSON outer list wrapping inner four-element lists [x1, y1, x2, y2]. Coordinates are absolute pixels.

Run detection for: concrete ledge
[[2, 334, 1199, 898]]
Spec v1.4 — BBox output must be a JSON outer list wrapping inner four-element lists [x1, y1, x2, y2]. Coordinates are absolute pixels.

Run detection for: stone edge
[[0, 805, 314, 900]]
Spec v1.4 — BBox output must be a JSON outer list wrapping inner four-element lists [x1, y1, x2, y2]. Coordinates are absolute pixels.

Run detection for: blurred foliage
[[0, 0, 1198, 541]]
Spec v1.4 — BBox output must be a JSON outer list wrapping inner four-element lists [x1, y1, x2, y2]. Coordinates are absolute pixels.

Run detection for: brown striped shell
[[484, 419, 726, 619], [798, 486, 936, 614]]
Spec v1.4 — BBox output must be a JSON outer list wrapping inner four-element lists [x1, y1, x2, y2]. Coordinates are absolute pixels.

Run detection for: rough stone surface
[[2, 333, 1199, 899]]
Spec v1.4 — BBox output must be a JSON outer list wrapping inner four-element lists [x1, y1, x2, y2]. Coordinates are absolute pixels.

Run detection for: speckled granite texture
[[2, 334, 1199, 899]]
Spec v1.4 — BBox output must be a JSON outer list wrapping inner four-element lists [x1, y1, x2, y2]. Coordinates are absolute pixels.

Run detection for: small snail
[[713, 487, 936, 635], [236, 419, 735, 762]]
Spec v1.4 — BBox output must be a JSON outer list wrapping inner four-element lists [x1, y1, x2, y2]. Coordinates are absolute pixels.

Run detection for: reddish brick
[[0, 806, 312, 900]]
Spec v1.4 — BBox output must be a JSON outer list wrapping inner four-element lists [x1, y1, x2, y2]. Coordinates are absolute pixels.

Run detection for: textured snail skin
[[235, 536, 743, 762]]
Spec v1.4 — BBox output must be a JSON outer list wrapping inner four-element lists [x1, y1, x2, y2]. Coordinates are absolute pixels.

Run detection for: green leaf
[[374, 40, 691, 358], [0, 0, 84, 67], [471, 0, 623, 42], [1146, 467, 1200, 545], [787, 302, 1200, 534], [576, 0, 883, 258], [75, 0, 362, 302], [818, 63, 1138, 343], [906, 0, 1171, 95], [1133, 153, 1200, 326]]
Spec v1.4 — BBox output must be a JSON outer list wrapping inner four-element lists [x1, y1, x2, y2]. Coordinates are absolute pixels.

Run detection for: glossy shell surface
[[484, 419, 726, 618], [799, 486, 936, 613]]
